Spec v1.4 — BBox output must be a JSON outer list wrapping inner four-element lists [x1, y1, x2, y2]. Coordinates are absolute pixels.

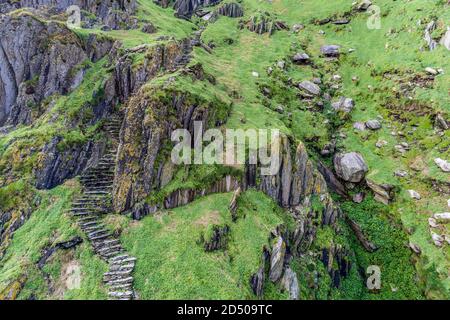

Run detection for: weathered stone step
[[84, 191, 111, 195], [97, 244, 122, 253], [108, 291, 133, 299], [77, 216, 99, 223], [84, 185, 113, 191], [105, 277, 133, 285], [88, 229, 109, 237], [108, 283, 133, 290], [100, 250, 123, 259], [89, 233, 111, 241], [80, 221, 99, 228], [82, 225, 104, 232], [72, 211, 102, 217], [93, 239, 120, 248]]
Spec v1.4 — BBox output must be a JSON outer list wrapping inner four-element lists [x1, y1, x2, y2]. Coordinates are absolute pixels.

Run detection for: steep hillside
[[0, 0, 448, 300]]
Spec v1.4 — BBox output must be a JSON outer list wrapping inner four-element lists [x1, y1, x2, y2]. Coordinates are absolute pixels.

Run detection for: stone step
[[108, 291, 133, 299], [107, 283, 133, 290], [82, 225, 103, 232], [88, 229, 108, 237], [94, 239, 120, 248], [84, 191, 111, 195], [97, 244, 122, 253], [72, 211, 102, 217], [80, 221, 99, 228], [105, 277, 133, 285], [100, 250, 123, 259], [77, 216, 99, 223], [89, 233, 111, 241], [109, 265, 134, 273], [104, 270, 133, 279]]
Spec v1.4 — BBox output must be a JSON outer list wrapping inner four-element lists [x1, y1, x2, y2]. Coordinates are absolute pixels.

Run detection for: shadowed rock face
[[0, 13, 88, 126], [0, 0, 137, 29], [154, 0, 221, 19]]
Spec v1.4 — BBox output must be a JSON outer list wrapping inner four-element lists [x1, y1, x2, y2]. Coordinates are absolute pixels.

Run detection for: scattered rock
[[394, 170, 408, 178], [292, 52, 310, 64], [428, 218, 438, 228], [431, 232, 444, 247], [433, 212, 450, 223], [353, 193, 365, 203], [425, 67, 438, 75], [277, 60, 286, 69], [435, 113, 449, 130], [365, 120, 382, 130], [141, 23, 157, 34], [407, 190, 421, 200], [298, 80, 321, 96], [334, 152, 369, 183], [353, 122, 366, 131], [332, 97, 354, 113], [366, 179, 394, 205], [440, 26, 450, 50], [357, 0, 372, 11], [424, 21, 438, 51], [269, 236, 286, 282], [375, 140, 388, 148], [408, 242, 421, 255], [434, 158, 450, 172], [275, 105, 285, 113], [252, 71, 260, 77], [320, 45, 341, 57], [292, 24, 304, 33]]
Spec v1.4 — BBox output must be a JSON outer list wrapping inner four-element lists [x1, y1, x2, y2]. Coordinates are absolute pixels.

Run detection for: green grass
[[122, 190, 292, 299], [0, 181, 108, 300]]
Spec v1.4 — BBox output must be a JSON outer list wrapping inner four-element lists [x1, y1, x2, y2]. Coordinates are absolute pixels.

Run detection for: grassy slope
[[0, 181, 108, 300], [0, 0, 448, 300], [122, 190, 292, 299], [192, 0, 449, 298]]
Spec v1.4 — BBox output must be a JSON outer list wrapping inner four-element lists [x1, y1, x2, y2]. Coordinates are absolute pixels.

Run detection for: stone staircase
[[69, 113, 137, 300]]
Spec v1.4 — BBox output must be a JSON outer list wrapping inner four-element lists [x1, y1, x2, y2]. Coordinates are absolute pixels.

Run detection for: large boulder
[[334, 152, 368, 183], [298, 80, 321, 96], [321, 45, 340, 57]]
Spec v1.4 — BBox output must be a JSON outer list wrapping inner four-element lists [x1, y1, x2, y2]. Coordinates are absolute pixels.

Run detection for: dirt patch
[[194, 210, 222, 228]]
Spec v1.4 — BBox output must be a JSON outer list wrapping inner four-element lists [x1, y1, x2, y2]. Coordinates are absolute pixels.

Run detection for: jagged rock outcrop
[[269, 236, 286, 282], [35, 137, 107, 189], [216, 2, 243, 18], [0, 0, 138, 30], [244, 11, 288, 35], [113, 80, 231, 213], [203, 225, 230, 251], [155, 0, 221, 19], [0, 12, 97, 126], [281, 267, 299, 300]]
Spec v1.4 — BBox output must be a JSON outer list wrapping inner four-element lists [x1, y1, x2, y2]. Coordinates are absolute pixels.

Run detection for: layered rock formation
[[0, 0, 137, 29], [0, 12, 93, 126]]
